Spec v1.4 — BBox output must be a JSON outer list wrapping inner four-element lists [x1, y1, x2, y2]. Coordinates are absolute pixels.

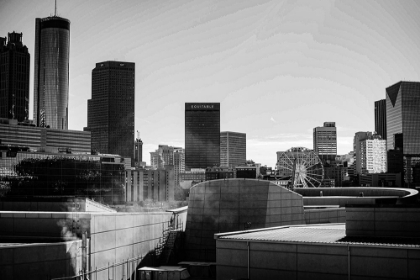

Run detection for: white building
[[360, 135, 387, 174]]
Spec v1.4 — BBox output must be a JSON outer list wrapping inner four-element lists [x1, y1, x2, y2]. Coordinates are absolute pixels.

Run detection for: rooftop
[[215, 224, 420, 248]]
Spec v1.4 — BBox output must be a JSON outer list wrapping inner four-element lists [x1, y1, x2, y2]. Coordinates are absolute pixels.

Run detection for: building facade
[[386, 81, 420, 186], [205, 166, 235, 181], [374, 99, 386, 139], [0, 118, 91, 154], [360, 134, 387, 174], [0, 149, 126, 204], [386, 81, 420, 153], [313, 122, 337, 162], [150, 145, 176, 169], [85, 61, 135, 161], [142, 166, 175, 202], [174, 148, 185, 186], [220, 131, 246, 168], [134, 137, 143, 168], [235, 165, 258, 179], [185, 103, 220, 169], [0, 32, 30, 122], [150, 145, 185, 186], [353, 131, 373, 175], [34, 16, 70, 130]]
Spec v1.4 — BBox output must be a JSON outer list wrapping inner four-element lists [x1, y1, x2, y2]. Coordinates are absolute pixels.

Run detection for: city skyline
[[1, 0, 420, 166]]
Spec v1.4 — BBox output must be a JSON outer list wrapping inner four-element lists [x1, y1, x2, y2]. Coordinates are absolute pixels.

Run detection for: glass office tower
[[0, 32, 30, 122], [185, 103, 220, 169], [374, 99, 387, 140], [33, 16, 70, 129], [85, 61, 135, 161], [386, 81, 420, 186], [386, 81, 420, 154]]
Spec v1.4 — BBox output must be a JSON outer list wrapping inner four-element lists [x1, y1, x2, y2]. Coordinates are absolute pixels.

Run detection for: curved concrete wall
[[294, 187, 417, 198], [295, 187, 418, 207], [185, 179, 305, 261]]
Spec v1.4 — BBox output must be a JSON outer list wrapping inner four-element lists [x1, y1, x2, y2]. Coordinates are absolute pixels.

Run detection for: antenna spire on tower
[[54, 0, 57, 16]]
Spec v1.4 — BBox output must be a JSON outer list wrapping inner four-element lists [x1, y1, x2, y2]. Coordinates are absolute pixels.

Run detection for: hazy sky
[[1, 0, 420, 166]]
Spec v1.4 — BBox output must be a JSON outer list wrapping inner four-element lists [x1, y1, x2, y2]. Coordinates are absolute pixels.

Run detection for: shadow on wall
[[185, 179, 305, 262], [0, 235, 82, 280]]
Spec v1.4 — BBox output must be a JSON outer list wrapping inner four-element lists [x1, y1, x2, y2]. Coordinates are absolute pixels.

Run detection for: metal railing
[[51, 215, 185, 280], [52, 255, 143, 280]]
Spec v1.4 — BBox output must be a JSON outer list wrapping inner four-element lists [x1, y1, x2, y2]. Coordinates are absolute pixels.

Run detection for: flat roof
[[215, 224, 420, 248]]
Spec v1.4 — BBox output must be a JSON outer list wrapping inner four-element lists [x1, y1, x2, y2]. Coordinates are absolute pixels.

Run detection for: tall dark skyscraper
[[386, 81, 420, 186], [185, 103, 220, 169], [386, 81, 420, 153], [85, 61, 135, 161], [33, 16, 70, 129], [374, 99, 386, 140], [0, 32, 30, 122]]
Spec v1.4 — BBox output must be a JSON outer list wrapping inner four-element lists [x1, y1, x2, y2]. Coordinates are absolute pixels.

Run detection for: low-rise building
[[205, 166, 235, 181], [0, 118, 91, 154]]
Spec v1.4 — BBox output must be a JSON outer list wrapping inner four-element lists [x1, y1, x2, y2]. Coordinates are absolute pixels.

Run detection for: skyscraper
[[313, 122, 337, 162], [33, 16, 70, 129], [220, 131, 246, 168], [354, 131, 372, 175], [386, 81, 420, 186], [386, 81, 420, 153], [85, 61, 135, 161], [374, 99, 387, 140], [360, 134, 387, 174], [0, 32, 30, 122], [185, 103, 220, 169]]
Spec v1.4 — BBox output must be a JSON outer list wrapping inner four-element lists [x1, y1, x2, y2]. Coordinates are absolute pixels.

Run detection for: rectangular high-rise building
[[360, 134, 387, 174], [220, 131, 246, 168], [313, 122, 337, 162], [386, 81, 420, 186], [185, 103, 220, 169], [354, 131, 373, 175], [0, 32, 30, 122], [375, 99, 387, 140], [85, 61, 135, 161]]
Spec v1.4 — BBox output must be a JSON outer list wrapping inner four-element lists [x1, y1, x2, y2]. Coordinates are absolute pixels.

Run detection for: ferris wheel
[[276, 147, 324, 188]]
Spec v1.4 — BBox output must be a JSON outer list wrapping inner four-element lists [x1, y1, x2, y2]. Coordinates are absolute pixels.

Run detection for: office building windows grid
[[220, 131, 246, 168], [185, 103, 220, 169]]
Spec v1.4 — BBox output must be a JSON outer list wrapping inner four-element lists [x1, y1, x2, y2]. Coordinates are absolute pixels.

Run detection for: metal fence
[[51, 216, 184, 280], [52, 255, 144, 280]]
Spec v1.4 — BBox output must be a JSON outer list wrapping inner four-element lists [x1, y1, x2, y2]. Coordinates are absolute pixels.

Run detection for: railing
[[51, 255, 143, 280], [51, 214, 184, 280]]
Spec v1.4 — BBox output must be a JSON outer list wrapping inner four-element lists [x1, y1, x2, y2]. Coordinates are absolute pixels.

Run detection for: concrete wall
[[346, 206, 420, 238], [303, 196, 383, 207], [304, 208, 346, 224], [0, 198, 116, 213], [185, 179, 305, 261], [294, 187, 417, 198], [0, 240, 82, 280], [216, 239, 420, 280], [0, 211, 173, 279]]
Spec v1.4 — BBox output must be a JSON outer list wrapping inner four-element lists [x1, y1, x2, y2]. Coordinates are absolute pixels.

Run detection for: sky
[[1, 0, 420, 167]]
